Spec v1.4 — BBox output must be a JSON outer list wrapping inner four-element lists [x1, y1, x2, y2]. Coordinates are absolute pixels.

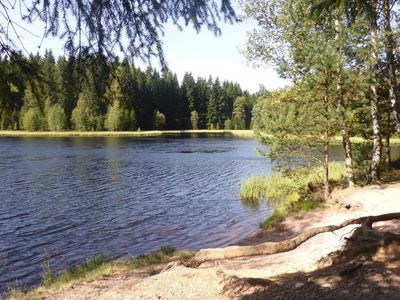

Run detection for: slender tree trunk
[[323, 95, 330, 200], [323, 135, 330, 200], [384, 0, 400, 136], [341, 123, 355, 186], [334, 19, 355, 187], [386, 110, 392, 169], [370, 0, 382, 183]]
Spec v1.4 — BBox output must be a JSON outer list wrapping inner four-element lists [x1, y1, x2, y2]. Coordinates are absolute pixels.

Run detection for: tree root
[[185, 212, 400, 268]]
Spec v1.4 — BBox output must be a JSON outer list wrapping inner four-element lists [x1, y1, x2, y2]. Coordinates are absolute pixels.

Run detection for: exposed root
[[185, 212, 400, 268]]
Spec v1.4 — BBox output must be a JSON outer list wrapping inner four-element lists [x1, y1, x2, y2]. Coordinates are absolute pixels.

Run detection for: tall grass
[[240, 162, 347, 228]]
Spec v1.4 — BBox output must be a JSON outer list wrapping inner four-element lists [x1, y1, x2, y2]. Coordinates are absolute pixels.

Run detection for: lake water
[[0, 136, 272, 293]]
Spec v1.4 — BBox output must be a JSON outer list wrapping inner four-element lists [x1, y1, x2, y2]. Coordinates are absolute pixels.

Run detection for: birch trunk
[[341, 123, 355, 186], [384, 0, 400, 136], [370, 0, 382, 183], [334, 19, 355, 187]]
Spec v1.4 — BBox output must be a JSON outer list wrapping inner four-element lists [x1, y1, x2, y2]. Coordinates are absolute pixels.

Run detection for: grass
[[0, 130, 255, 138], [241, 162, 348, 229], [5, 246, 194, 300], [331, 136, 400, 144]]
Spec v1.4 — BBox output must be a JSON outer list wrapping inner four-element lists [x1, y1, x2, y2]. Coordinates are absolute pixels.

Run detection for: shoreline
[[1, 130, 400, 145], [0, 130, 255, 138]]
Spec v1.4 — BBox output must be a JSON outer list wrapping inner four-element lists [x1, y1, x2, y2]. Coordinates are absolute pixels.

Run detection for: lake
[[0, 136, 271, 293]]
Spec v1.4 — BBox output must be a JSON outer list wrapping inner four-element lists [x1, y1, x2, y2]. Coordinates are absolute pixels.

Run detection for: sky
[[5, 1, 290, 93]]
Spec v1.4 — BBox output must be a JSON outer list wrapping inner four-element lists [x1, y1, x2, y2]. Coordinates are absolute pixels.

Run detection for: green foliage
[[47, 104, 67, 131], [2, 0, 236, 65], [105, 101, 137, 131], [105, 101, 123, 131], [224, 119, 232, 129], [21, 108, 43, 131], [241, 162, 347, 228], [42, 246, 179, 288], [240, 175, 268, 204], [232, 96, 247, 129], [153, 110, 166, 130], [42, 258, 54, 286], [1, 53, 250, 132], [253, 87, 335, 170], [190, 110, 199, 129], [42, 255, 107, 287], [352, 142, 373, 172], [71, 95, 92, 131]]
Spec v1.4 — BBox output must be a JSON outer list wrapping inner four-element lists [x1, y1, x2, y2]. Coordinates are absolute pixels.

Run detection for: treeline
[[245, 0, 400, 197], [0, 51, 255, 131]]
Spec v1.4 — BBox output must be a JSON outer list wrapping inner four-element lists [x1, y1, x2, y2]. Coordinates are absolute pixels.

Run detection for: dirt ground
[[26, 183, 400, 300]]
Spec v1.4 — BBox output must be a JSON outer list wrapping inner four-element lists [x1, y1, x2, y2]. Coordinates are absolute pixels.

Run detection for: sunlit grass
[[241, 162, 347, 228], [331, 136, 400, 144], [0, 130, 255, 138]]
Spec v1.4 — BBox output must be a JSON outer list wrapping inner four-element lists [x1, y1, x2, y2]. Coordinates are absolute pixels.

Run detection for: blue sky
[[6, 1, 289, 93]]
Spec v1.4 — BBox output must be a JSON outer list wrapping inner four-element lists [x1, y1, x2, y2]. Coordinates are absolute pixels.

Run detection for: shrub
[[21, 108, 42, 131], [241, 162, 347, 228], [224, 119, 232, 130], [47, 104, 67, 131], [71, 97, 91, 131], [153, 110, 166, 130]]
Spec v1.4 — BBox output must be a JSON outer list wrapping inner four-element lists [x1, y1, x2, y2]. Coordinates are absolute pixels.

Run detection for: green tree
[[71, 94, 92, 131], [207, 78, 224, 129], [21, 107, 41, 131], [20, 84, 46, 130], [105, 100, 124, 131], [154, 110, 166, 130], [244, 0, 374, 189], [1, 1, 235, 65], [47, 103, 67, 131], [232, 96, 247, 130], [55, 55, 79, 128], [190, 110, 199, 130]]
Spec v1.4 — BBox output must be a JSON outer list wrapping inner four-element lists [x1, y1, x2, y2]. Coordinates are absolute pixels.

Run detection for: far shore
[[0, 130, 255, 138], [1, 130, 400, 144]]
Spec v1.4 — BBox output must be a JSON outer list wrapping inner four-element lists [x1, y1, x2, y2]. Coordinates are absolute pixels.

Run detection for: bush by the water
[[240, 162, 347, 228]]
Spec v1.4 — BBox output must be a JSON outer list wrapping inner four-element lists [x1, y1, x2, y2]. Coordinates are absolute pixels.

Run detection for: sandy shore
[[14, 182, 399, 300]]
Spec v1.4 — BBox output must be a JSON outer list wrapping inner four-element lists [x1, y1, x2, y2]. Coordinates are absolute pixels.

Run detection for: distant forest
[[0, 51, 262, 131]]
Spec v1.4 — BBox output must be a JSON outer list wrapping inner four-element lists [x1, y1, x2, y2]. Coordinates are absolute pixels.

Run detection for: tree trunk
[[370, 0, 382, 183], [323, 94, 330, 200], [386, 110, 392, 169], [341, 124, 355, 186], [323, 131, 330, 200], [384, 0, 400, 136], [186, 212, 400, 267], [334, 19, 355, 187]]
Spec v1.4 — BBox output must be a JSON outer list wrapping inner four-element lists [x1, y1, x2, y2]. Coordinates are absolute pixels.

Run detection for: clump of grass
[[241, 162, 347, 229], [42, 255, 107, 287], [128, 245, 180, 268], [240, 175, 268, 204]]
